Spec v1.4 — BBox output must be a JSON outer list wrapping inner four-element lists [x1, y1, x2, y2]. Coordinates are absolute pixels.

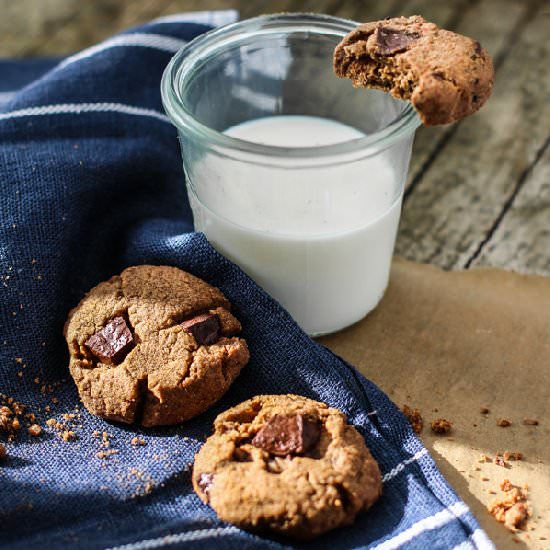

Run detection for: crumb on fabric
[[0, 405, 22, 441], [497, 418, 512, 427], [487, 479, 530, 532], [27, 424, 42, 437], [131, 437, 146, 447], [402, 405, 423, 434], [46, 418, 76, 441], [431, 418, 452, 434], [96, 449, 119, 459]]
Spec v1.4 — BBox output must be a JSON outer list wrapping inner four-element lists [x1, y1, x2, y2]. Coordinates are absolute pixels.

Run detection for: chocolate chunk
[[252, 414, 321, 457], [373, 27, 420, 55], [85, 316, 135, 365], [198, 472, 214, 499], [181, 313, 220, 345]]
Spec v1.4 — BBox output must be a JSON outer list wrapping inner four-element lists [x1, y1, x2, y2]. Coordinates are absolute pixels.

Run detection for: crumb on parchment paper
[[522, 418, 539, 426], [487, 479, 530, 532], [497, 418, 512, 427], [431, 418, 452, 434]]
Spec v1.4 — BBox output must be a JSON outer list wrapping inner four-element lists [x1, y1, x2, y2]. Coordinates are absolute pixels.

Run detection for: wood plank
[[398, 0, 468, 27], [471, 143, 550, 275], [405, 0, 529, 189], [337, 0, 406, 22], [394, 0, 547, 269]]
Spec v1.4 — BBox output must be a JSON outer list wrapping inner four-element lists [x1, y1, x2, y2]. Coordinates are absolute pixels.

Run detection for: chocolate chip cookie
[[334, 15, 494, 125], [64, 265, 249, 427], [192, 395, 382, 539]]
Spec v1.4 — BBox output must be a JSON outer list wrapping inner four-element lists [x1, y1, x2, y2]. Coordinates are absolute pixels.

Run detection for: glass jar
[[161, 13, 420, 336]]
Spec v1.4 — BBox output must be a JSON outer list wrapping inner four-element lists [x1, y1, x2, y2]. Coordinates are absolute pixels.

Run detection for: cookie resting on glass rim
[[334, 15, 494, 125]]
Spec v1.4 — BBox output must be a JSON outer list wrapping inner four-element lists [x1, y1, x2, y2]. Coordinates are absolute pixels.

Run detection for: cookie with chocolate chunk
[[64, 265, 249, 427], [334, 15, 494, 125], [192, 394, 382, 539]]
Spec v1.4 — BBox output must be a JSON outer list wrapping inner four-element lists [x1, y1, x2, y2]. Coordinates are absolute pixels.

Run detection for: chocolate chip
[[252, 414, 321, 457], [181, 313, 220, 345], [373, 27, 421, 56], [85, 316, 135, 365], [197, 472, 214, 499], [232, 447, 252, 462]]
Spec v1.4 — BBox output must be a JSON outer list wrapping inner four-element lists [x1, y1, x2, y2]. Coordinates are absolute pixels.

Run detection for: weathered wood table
[[1, 1, 548, 549]]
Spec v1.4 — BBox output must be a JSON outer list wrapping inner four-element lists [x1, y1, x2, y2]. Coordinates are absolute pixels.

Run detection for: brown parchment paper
[[320, 258, 550, 550]]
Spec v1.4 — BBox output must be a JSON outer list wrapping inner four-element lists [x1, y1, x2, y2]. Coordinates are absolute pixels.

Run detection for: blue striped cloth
[[0, 10, 493, 550]]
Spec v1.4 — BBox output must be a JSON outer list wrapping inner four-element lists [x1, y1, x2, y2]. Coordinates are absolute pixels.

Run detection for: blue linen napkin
[[0, 10, 494, 550]]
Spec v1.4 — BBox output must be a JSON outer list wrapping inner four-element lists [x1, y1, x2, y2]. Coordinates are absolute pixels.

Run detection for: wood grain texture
[[472, 142, 550, 274], [395, 1, 549, 270], [405, 0, 528, 190]]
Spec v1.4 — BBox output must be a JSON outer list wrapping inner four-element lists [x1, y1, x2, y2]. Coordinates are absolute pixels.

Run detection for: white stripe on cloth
[[452, 528, 496, 550], [370, 501, 471, 550], [154, 9, 239, 27], [106, 527, 242, 550], [0, 91, 16, 105], [382, 448, 429, 483], [105, 525, 286, 550], [104, 502, 485, 550], [0, 102, 170, 124], [57, 33, 187, 70]]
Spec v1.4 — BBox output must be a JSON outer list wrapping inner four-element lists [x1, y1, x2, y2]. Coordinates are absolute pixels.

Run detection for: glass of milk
[[161, 13, 420, 336]]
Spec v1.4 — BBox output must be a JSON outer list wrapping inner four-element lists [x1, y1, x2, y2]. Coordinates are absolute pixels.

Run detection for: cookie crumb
[[46, 417, 77, 441], [0, 405, 22, 440], [96, 449, 119, 459], [431, 418, 452, 434], [478, 453, 492, 463], [522, 418, 539, 426], [402, 405, 423, 434], [503, 451, 523, 462], [488, 479, 530, 532], [497, 418, 511, 427], [28, 424, 42, 437], [493, 455, 507, 468], [131, 437, 146, 447], [62, 430, 75, 442], [480, 407, 490, 414]]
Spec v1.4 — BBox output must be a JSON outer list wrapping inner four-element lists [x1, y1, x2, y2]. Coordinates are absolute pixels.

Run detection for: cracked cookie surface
[[192, 394, 382, 539], [334, 15, 494, 125], [64, 265, 249, 427]]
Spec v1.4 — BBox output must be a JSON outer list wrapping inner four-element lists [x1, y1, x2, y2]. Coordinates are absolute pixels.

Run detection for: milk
[[188, 116, 403, 335]]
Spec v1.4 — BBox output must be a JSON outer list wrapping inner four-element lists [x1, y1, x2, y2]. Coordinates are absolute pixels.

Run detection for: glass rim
[[161, 12, 421, 159]]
